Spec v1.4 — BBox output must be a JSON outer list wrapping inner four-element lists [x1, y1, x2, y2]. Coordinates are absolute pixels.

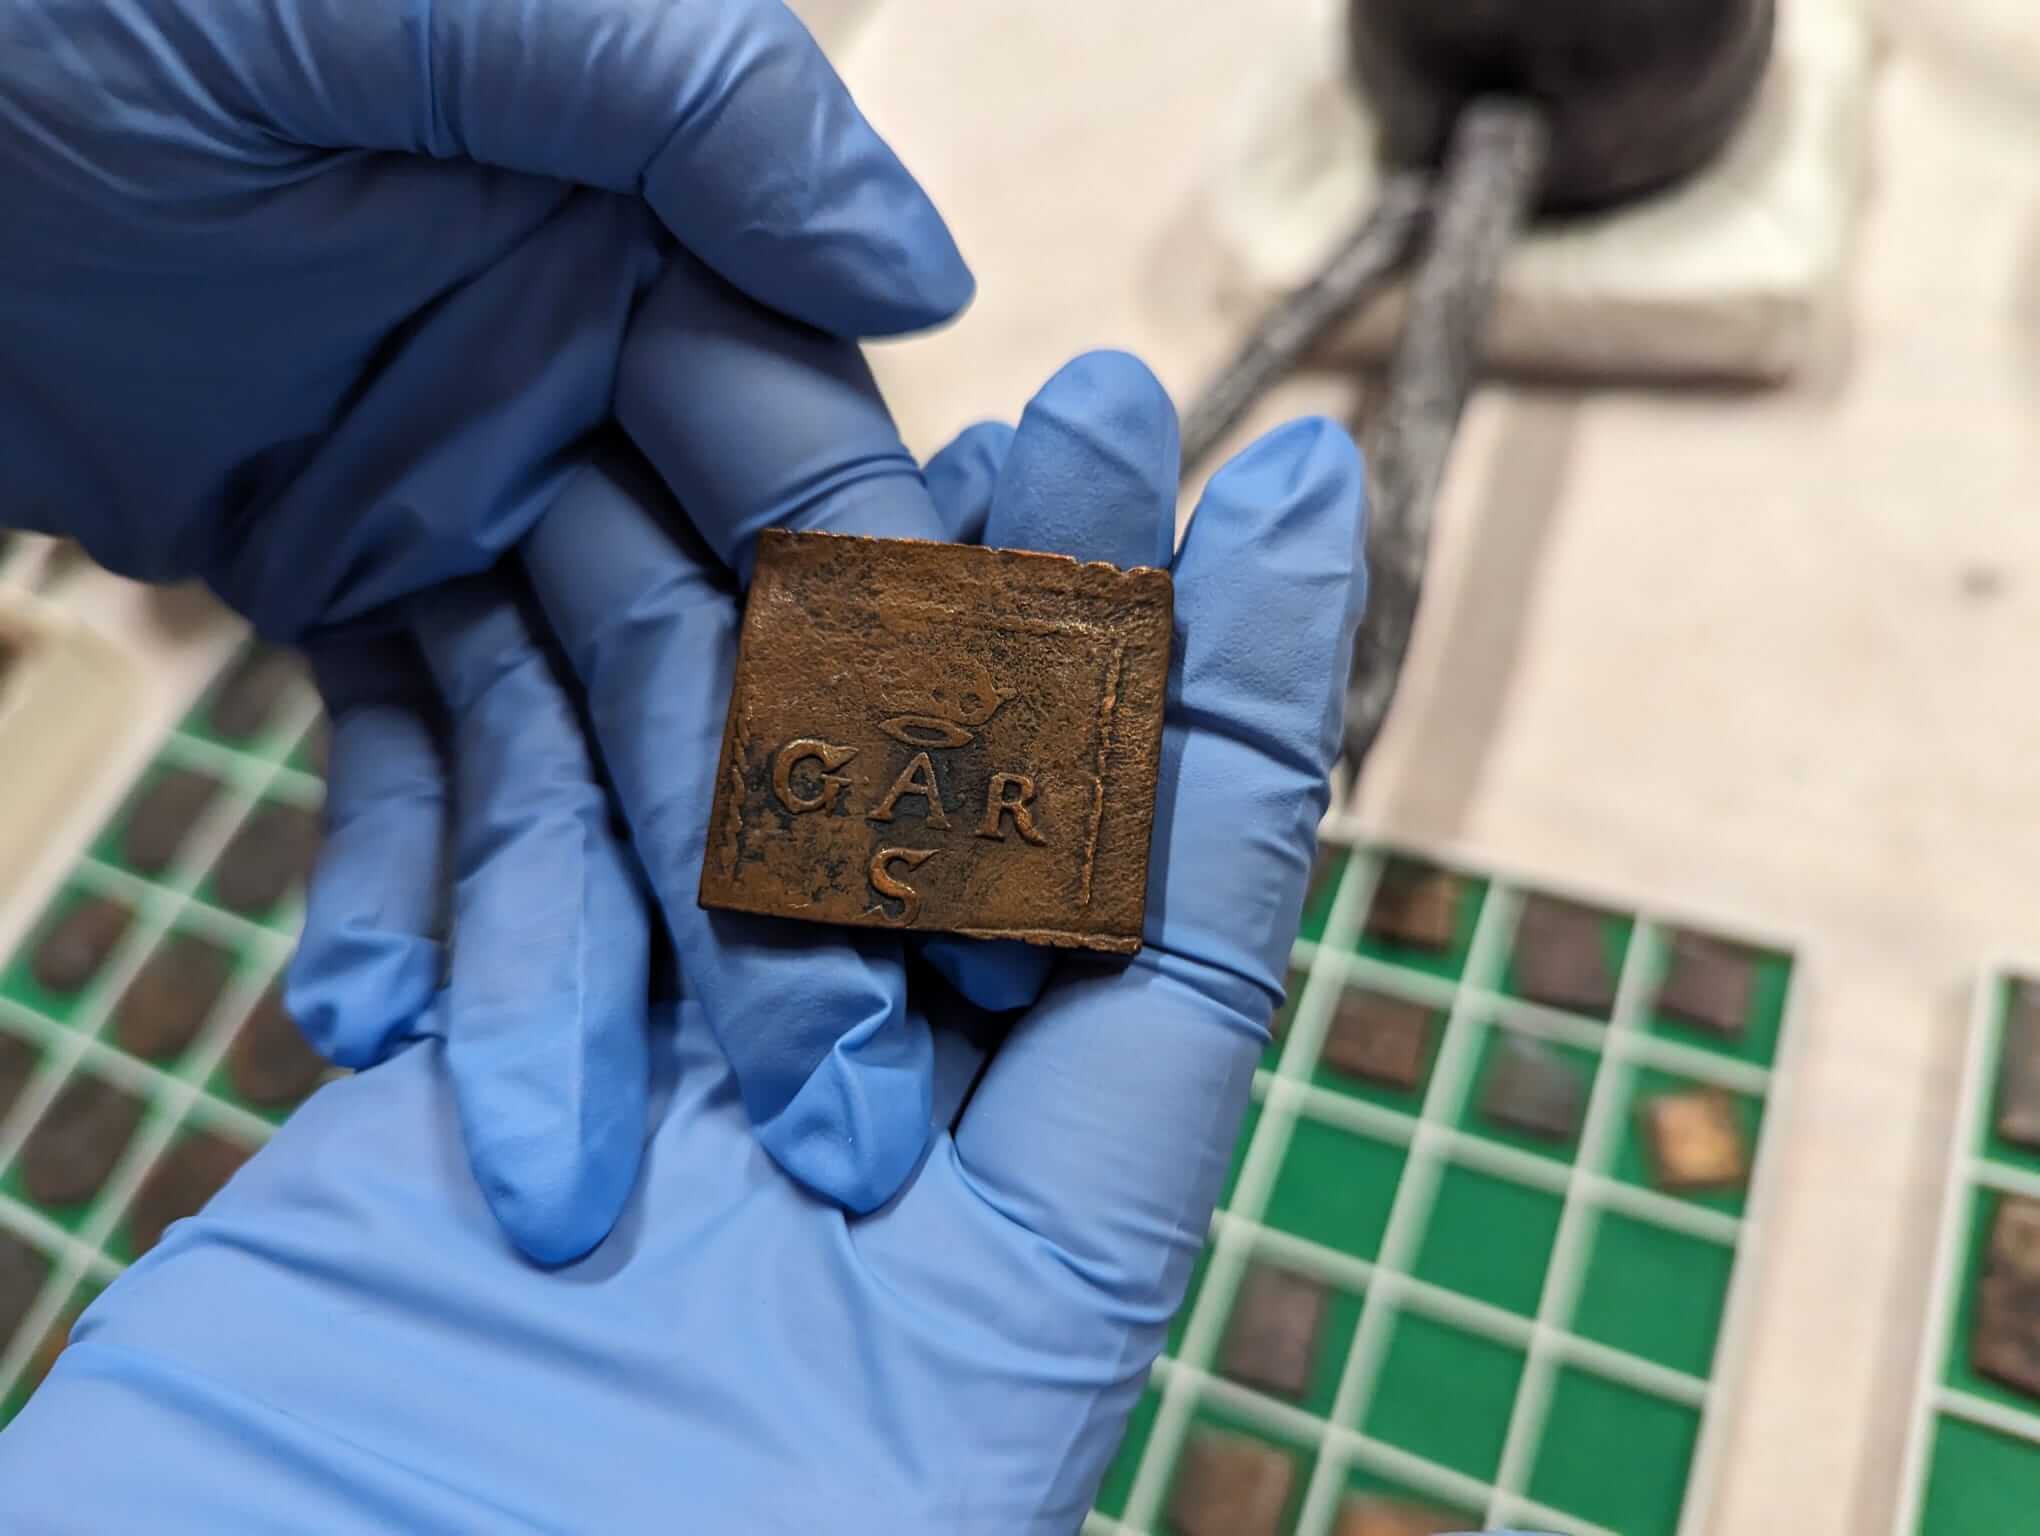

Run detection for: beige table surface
[[817, 4, 2040, 1531]]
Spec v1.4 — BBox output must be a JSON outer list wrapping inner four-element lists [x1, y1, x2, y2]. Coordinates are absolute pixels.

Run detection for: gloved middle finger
[[614, 250, 948, 584]]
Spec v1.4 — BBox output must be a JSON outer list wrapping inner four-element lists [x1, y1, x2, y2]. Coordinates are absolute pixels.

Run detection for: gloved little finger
[[411, 574, 652, 1264], [287, 635, 448, 1069]]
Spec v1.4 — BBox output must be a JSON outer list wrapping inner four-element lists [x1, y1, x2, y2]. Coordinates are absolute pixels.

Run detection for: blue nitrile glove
[[0, 0, 974, 1260], [0, 354, 1368, 1533]]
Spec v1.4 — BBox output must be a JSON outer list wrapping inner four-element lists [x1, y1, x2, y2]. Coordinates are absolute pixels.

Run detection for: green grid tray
[[1089, 825, 1801, 1536], [0, 647, 328, 1418], [1895, 969, 2040, 1534]]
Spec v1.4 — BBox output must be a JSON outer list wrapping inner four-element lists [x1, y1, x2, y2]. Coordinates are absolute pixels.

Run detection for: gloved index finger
[[616, 253, 948, 583], [227, 0, 970, 337]]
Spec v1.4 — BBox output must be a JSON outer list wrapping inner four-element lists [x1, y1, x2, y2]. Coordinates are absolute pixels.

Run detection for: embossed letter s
[[868, 847, 939, 925]]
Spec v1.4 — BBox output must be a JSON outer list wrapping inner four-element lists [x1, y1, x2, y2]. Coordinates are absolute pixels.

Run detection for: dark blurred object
[[127, 1132, 250, 1256], [211, 802, 321, 916], [114, 932, 231, 1062], [1177, 173, 1428, 470], [1343, 98, 1545, 768], [30, 896, 134, 997], [207, 647, 302, 743], [1350, 0, 1776, 211], [22, 1076, 142, 1207], [228, 987, 330, 1109]]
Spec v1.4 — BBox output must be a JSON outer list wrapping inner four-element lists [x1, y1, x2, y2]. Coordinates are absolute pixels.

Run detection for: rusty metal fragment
[[1657, 932, 1756, 1038], [1336, 1494, 1470, 1536], [1169, 1430, 1297, 1536], [1639, 1087, 1748, 1193], [1364, 862, 1461, 951], [1322, 988, 1435, 1090], [1975, 1194, 2040, 1399], [1220, 1261, 1329, 1402], [1998, 988, 2040, 1151], [699, 531, 1172, 953]]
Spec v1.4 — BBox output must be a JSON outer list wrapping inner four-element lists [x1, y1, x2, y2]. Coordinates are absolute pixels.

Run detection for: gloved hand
[[0, 354, 1367, 1533], [1, 0, 975, 1259]]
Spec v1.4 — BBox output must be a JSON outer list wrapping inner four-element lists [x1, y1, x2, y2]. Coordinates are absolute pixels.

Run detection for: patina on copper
[[699, 530, 1173, 954]]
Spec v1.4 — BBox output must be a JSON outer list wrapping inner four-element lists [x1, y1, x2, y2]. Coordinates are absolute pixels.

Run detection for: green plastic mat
[[1895, 970, 2040, 1536], [0, 655, 1800, 1536], [1088, 835, 1799, 1536], [0, 647, 326, 1420]]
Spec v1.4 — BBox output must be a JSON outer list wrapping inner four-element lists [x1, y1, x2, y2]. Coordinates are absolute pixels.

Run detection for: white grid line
[[1673, 910, 1808, 1536], [1968, 1156, 2040, 1204], [1274, 1055, 1749, 1247], [1288, 877, 1518, 1536], [1151, 1356, 1519, 1527], [0, 997, 283, 1151], [1211, 1210, 1710, 1413], [1482, 906, 1656, 1529], [71, 855, 304, 959], [1893, 968, 2020, 1533], [1935, 1386, 2040, 1449], [0, 1187, 122, 1291], [1117, 849, 1385, 1530], [0, 678, 317, 1401]]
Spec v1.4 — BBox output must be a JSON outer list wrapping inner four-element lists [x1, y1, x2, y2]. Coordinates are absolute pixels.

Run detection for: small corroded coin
[[211, 803, 321, 915], [1480, 1035, 1584, 1143], [1365, 863, 1461, 951], [1657, 932, 1757, 1038], [127, 1131, 250, 1256], [1974, 1195, 2040, 1399], [0, 1229, 49, 1345], [1219, 1261, 1328, 1402], [699, 531, 1171, 952], [114, 932, 231, 1062], [22, 1076, 143, 1207], [0, 1030, 38, 1122], [1335, 1494, 1470, 1536], [121, 768, 222, 877], [207, 648, 302, 742], [227, 987, 329, 1109], [1513, 896, 1617, 1014], [30, 896, 133, 996], [1639, 1087, 1748, 1192], [1321, 989, 1435, 1090], [1997, 987, 2040, 1151], [1168, 1430, 1296, 1536]]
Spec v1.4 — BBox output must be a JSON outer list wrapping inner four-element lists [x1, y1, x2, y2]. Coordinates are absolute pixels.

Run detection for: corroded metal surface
[[1975, 1194, 2040, 1399], [699, 531, 1172, 953], [1221, 1261, 1330, 1401], [1639, 1087, 1749, 1193]]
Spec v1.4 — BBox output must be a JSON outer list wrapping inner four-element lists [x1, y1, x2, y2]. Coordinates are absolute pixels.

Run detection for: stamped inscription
[[698, 530, 1173, 952]]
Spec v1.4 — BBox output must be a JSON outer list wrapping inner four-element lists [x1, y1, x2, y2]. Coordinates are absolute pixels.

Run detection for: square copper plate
[[699, 530, 1173, 953]]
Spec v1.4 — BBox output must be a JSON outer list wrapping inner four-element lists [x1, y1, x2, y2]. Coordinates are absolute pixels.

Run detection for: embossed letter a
[[868, 751, 950, 830]]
